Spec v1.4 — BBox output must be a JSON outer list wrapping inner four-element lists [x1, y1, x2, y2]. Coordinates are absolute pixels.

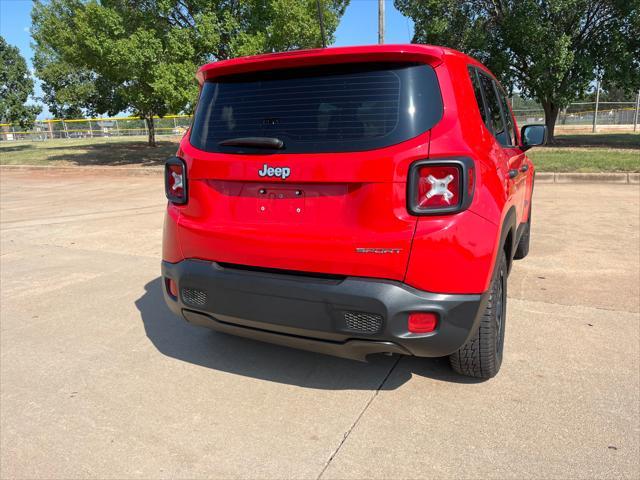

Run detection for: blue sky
[[0, 0, 414, 119], [334, 1, 414, 46]]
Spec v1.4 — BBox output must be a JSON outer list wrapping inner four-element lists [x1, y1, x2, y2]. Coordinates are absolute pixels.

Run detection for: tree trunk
[[542, 101, 560, 144], [146, 116, 156, 147]]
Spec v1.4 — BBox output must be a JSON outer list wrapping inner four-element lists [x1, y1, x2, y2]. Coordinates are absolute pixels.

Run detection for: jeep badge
[[258, 164, 291, 180]]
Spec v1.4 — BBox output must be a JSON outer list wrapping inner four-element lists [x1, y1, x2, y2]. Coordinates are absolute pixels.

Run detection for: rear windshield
[[189, 62, 443, 154]]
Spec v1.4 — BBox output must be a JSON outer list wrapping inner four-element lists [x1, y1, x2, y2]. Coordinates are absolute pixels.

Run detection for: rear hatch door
[[178, 61, 443, 281]]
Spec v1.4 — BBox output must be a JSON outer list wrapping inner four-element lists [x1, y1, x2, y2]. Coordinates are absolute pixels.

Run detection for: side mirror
[[520, 124, 547, 151]]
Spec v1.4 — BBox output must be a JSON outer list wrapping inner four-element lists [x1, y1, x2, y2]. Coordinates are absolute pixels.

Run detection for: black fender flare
[[499, 206, 518, 274]]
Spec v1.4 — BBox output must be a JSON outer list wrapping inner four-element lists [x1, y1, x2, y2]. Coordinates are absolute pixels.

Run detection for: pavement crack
[[316, 355, 402, 480]]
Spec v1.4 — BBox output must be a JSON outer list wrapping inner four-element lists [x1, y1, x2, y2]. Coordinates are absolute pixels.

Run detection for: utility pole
[[378, 0, 384, 44], [592, 77, 601, 133], [634, 89, 640, 132]]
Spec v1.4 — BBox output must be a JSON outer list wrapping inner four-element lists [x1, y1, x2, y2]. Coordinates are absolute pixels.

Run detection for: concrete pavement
[[1, 170, 638, 479]]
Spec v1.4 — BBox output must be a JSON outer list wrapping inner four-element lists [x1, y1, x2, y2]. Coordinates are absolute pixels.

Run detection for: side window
[[478, 72, 509, 146], [468, 67, 490, 128], [496, 85, 517, 146]]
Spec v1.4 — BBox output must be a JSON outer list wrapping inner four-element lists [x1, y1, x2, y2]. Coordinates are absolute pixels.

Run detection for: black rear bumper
[[161, 260, 489, 361]]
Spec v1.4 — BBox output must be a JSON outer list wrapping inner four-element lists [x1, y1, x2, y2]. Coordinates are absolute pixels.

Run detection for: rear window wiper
[[218, 137, 284, 149]]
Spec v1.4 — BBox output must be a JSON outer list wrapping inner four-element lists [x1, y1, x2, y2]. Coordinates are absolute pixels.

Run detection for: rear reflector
[[408, 312, 438, 333], [165, 278, 178, 299]]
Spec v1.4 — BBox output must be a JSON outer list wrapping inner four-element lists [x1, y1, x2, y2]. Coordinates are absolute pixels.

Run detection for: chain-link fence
[[0, 115, 192, 141], [513, 101, 639, 130]]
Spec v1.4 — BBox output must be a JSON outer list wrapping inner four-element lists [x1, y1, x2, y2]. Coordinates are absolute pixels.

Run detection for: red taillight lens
[[416, 165, 461, 208], [165, 157, 187, 204], [408, 158, 474, 215], [408, 312, 438, 333], [168, 165, 184, 196]]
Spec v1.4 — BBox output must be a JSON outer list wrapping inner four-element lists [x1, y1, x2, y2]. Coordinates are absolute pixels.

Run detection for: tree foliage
[[395, 0, 640, 141], [32, 0, 348, 145], [0, 36, 41, 128]]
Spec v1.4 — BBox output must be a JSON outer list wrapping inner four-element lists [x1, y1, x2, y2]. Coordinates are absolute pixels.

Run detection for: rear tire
[[449, 250, 507, 379], [514, 210, 531, 260]]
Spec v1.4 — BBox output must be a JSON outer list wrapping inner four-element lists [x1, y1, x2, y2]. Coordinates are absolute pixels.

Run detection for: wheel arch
[[499, 206, 518, 274]]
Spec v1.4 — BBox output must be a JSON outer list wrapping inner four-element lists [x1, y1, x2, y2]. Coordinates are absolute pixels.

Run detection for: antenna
[[316, 0, 327, 48]]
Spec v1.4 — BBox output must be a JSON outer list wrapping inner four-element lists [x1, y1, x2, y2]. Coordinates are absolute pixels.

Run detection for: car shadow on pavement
[[0, 144, 31, 153], [42, 140, 179, 166], [136, 277, 484, 390]]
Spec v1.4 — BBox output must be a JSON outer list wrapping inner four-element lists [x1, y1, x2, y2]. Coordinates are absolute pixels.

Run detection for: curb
[[1, 165, 639, 184], [0, 164, 163, 176], [536, 172, 640, 184]]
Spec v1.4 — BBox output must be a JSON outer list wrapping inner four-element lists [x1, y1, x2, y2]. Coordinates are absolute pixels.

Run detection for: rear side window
[[471, 68, 517, 147], [496, 87, 517, 146], [469, 68, 490, 127], [190, 63, 443, 154], [478, 72, 510, 146]]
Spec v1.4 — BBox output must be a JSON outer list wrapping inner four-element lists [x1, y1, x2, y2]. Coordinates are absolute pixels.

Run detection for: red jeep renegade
[[162, 45, 547, 379]]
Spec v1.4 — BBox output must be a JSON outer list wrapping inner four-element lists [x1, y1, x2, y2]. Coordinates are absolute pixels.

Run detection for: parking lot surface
[[1, 169, 639, 479]]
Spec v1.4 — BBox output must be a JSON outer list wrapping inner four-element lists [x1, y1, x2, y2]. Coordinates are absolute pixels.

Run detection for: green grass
[[528, 147, 639, 172], [0, 136, 178, 167], [1, 132, 638, 172], [528, 132, 639, 172]]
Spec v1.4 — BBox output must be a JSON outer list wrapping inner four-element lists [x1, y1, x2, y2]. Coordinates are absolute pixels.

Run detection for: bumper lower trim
[[162, 259, 489, 360], [183, 309, 411, 361]]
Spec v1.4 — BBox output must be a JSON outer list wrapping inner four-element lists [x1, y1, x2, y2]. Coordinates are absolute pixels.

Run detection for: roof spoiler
[[195, 45, 445, 84]]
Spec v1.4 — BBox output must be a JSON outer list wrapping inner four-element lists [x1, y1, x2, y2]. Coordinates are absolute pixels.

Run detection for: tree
[[585, 81, 635, 102], [32, 0, 349, 146], [0, 36, 41, 129], [395, 0, 640, 142]]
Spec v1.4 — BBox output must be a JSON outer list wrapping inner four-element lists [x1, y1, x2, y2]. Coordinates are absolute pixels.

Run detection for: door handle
[[520, 164, 529, 173], [508, 169, 518, 179]]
